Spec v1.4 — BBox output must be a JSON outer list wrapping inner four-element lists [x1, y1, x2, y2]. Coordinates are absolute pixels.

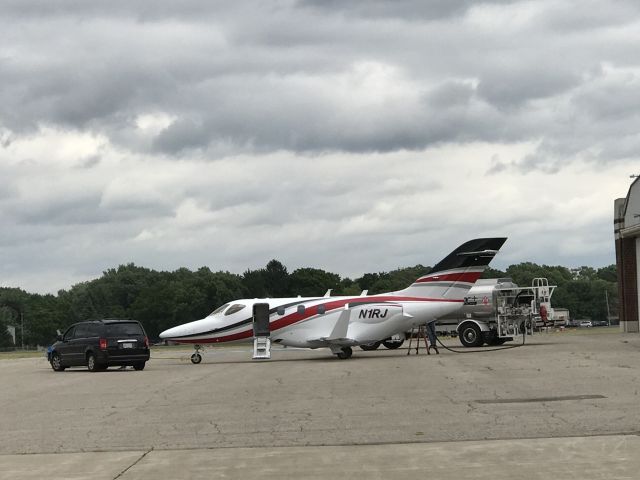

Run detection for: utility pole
[[21, 311, 24, 349], [605, 290, 611, 327]]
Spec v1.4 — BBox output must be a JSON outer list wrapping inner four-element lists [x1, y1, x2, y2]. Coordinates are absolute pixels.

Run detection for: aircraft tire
[[336, 347, 353, 359], [382, 339, 404, 349], [459, 322, 483, 347], [359, 341, 381, 351], [191, 353, 202, 364]]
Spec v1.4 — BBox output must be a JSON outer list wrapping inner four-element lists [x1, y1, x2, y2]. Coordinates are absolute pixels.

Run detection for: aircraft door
[[252, 303, 270, 337], [252, 303, 271, 359]]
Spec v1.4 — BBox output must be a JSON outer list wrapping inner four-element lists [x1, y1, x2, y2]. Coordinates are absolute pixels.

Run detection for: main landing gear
[[330, 346, 353, 359], [191, 344, 203, 364]]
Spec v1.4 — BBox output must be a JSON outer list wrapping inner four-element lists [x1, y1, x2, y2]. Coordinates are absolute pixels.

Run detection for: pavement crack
[[113, 447, 153, 479]]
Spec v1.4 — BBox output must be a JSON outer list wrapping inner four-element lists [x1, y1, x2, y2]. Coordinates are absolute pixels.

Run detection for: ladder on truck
[[495, 278, 556, 340], [531, 277, 555, 329]]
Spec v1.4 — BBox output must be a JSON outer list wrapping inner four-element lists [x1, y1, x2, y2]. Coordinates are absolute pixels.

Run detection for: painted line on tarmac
[[475, 394, 607, 404]]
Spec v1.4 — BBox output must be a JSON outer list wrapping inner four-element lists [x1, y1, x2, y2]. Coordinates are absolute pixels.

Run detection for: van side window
[[74, 324, 89, 338], [64, 326, 76, 341], [87, 324, 100, 337]]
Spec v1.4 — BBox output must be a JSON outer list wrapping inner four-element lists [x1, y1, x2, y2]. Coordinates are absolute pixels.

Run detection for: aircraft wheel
[[359, 341, 381, 351], [382, 338, 404, 349], [336, 347, 352, 359], [191, 353, 202, 364], [459, 322, 483, 347]]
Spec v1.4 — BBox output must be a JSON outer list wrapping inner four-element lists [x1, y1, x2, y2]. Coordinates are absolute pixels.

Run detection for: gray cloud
[[297, 0, 515, 21], [0, 0, 638, 292], [1, 0, 639, 160]]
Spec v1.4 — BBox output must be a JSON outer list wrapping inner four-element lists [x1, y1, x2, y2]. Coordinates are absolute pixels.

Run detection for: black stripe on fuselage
[[168, 298, 321, 340]]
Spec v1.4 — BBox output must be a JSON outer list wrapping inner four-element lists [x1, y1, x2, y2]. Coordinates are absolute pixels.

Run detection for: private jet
[[160, 238, 507, 361]]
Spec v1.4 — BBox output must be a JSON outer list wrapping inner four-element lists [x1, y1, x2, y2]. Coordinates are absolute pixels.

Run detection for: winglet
[[324, 289, 332, 297]]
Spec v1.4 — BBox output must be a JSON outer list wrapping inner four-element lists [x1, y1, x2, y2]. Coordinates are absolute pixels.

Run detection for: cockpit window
[[225, 304, 246, 316], [210, 303, 230, 316]]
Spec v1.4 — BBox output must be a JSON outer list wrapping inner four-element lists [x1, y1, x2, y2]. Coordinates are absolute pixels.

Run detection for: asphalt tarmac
[[1, 328, 639, 479]]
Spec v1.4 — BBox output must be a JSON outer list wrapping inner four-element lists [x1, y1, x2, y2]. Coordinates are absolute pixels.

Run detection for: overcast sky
[[1, 0, 639, 294]]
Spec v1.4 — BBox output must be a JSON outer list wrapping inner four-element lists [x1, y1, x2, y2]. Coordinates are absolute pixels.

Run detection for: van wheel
[[133, 362, 146, 371], [87, 353, 102, 372], [50, 353, 65, 371]]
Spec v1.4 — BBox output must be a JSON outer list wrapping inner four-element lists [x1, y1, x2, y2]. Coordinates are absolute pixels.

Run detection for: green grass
[[0, 350, 46, 359]]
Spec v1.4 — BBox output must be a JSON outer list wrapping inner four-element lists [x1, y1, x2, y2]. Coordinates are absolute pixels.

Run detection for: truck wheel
[[359, 341, 381, 351], [459, 323, 483, 347], [382, 339, 404, 349], [133, 362, 146, 371]]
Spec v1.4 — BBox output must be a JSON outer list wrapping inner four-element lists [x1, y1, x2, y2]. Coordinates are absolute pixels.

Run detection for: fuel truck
[[435, 277, 556, 347]]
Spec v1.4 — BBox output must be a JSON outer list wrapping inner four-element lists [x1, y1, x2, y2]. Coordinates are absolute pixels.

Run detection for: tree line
[[0, 260, 618, 348]]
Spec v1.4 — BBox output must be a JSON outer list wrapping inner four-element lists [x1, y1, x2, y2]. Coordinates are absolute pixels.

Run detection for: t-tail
[[391, 237, 507, 300]]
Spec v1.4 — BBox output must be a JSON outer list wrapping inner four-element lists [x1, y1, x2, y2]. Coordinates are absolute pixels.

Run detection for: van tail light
[[99, 338, 107, 350], [144, 336, 149, 348]]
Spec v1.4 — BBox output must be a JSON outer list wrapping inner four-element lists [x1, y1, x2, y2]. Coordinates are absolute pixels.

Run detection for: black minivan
[[49, 319, 150, 371]]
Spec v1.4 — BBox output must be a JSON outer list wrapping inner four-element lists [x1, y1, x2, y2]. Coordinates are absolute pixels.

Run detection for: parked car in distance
[[579, 320, 593, 328], [49, 319, 150, 372]]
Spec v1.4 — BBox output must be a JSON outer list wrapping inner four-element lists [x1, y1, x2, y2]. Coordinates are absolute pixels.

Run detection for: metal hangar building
[[614, 177, 640, 333]]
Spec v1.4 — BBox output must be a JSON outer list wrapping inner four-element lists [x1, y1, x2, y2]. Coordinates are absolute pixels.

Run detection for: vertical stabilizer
[[393, 238, 507, 300]]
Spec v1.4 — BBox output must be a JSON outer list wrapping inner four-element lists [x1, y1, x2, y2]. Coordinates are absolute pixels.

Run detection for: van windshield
[[106, 323, 144, 336]]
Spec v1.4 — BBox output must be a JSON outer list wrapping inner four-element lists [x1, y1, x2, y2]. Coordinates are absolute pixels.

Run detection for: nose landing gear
[[191, 344, 203, 364]]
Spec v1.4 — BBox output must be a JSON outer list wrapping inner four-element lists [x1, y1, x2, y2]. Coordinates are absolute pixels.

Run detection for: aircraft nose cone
[[159, 327, 177, 339]]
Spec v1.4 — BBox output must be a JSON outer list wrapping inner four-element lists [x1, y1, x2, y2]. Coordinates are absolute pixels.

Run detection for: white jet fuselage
[[159, 238, 508, 355], [159, 294, 463, 348]]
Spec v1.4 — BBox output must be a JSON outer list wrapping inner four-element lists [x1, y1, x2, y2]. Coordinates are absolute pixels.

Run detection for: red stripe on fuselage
[[415, 272, 482, 284], [173, 295, 462, 344]]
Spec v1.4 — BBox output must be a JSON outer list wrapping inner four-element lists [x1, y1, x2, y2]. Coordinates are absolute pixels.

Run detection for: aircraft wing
[[305, 308, 355, 346]]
